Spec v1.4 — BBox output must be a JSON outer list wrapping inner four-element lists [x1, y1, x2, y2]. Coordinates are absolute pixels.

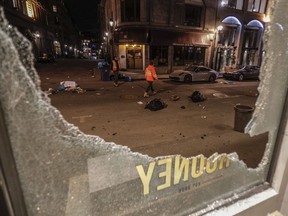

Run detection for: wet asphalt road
[[36, 59, 267, 168]]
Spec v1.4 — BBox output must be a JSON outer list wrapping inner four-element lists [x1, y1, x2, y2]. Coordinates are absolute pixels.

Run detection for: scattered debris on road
[[190, 91, 206, 102], [223, 80, 234, 84], [50, 80, 86, 93], [145, 98, 167, 111], [180, 106, 186, 109], [170, 95, 180, 101], [137, 101, 143, 105]]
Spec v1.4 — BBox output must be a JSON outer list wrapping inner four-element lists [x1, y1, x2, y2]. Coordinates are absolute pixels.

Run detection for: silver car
[[169, 65, 219, 82]]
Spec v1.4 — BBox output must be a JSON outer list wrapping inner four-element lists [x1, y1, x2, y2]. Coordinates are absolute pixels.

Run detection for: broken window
[[0, 0, 288, 215]]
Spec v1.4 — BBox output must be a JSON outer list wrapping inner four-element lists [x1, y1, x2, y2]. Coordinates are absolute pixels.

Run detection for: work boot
[[144, 92, 149, 98]]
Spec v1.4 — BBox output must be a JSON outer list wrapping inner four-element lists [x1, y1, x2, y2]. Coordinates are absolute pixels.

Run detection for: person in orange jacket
[[144, 60, 158, 98], [112, 56, 120, 87]]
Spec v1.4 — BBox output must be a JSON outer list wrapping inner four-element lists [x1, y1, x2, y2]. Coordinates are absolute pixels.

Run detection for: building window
[[185, 5, 202, 27], [150, 46, 168, 66], [120, 0, 140, 22], [52, 5, 57, 13], [174, 46, 205, 66], [247, 0, 267, 13], [218, 26, 238, 46], [220, 0, 244, 10]]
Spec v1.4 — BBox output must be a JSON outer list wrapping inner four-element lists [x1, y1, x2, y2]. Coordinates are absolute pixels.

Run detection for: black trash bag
[[190, 91, 205, 103], [145, 98, 167, 111]]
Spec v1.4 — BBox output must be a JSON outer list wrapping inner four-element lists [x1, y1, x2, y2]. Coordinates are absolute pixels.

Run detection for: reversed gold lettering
[[174, 155, 189, 185], [219, 154, 230, 169], [191, 155, 205, 178], [157, 158, 172, 191], [206, 153, 218, 174], [136, 162, 156, 195]]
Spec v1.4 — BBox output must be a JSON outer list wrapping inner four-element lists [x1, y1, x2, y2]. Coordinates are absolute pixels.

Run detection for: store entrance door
[[127, 46, 142, 70]]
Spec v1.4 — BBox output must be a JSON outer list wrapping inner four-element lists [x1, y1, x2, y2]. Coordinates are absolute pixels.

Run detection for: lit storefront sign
[[26, 0, 35, 18]]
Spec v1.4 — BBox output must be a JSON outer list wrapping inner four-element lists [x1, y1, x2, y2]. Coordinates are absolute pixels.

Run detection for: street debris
[[137, 101, 144, 105], [96, 93, 101, 96], [246, 90, 259, 97], [213, 92, 229, 98], [201, 134, 207, 139], [45, 80, 86, 95], [201, 115, 207, 119], [45, 88, 57, 95], [58, 81, 86, 93], [170, 95, 180, 101], [224, 80, 234, 84], [145, 98, 167, 111], [189, 91, 205, 102], [112, 133, 117, 136], [180, 106, 186, 109], [124, 76, 132, 81], [91, 126, 96, 130]]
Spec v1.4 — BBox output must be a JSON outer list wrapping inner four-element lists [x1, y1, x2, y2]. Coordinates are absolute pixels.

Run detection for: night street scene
[[1, 0, 288, 216]]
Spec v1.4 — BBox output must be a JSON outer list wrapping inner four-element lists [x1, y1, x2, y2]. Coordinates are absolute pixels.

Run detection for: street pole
[[109, 18, 114, 60]]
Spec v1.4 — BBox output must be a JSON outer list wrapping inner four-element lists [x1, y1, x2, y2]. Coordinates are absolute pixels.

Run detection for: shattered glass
[[0, 0, 286, 214]]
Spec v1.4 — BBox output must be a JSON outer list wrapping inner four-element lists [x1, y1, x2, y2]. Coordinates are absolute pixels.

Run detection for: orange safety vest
[[112, 60, 119, 72], [145, 65, 158, 81]]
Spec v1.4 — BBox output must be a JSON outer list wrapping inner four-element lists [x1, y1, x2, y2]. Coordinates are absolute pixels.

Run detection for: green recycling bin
[[234, 105, 254, 133]]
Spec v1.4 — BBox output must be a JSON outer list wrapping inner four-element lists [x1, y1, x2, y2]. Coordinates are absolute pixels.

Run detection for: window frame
[[120, 0, 140, 22], [220, 0, 244, 10], [184, 4, 203, 27], [174, 46, 206, 66], [205, 92, 288, 215], [247, 0, 267, 13]]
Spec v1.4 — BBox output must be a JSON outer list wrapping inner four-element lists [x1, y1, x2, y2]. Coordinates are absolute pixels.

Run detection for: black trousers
[[146, 81, 154, 92]]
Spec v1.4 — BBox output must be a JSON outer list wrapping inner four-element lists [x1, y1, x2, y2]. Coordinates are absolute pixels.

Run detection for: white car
[[169, 65, 219, 82]]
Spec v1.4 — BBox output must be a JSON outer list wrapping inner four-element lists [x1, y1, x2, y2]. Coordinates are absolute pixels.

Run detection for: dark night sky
[[64, 0, 101, 33]]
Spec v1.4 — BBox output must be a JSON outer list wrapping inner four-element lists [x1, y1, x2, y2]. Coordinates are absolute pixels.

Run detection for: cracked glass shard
[[0, 0, 286, 214]]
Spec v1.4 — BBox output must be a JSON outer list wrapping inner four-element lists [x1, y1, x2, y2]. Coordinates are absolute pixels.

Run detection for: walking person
[[144, 60, 158, 98], [112, 56, 120, 87]]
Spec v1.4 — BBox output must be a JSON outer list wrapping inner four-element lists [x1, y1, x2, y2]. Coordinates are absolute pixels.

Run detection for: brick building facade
[[0, 0, 80, 59]]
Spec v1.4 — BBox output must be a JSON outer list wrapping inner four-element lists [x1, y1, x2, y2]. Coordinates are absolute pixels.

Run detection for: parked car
[[169, 65, 219, 82], [223, 65, 260, 81], [37, 53, 55, 63]]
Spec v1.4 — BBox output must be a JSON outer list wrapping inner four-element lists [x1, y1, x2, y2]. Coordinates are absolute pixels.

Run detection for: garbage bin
[[99, 62, 110, 81], [234, 104, 254, 133]]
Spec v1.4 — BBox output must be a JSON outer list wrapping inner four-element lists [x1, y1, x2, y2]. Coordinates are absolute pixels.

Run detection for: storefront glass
[[1, 0, 288, 215], [150, 46, 168, 66], [174, 46, 205, 66]]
